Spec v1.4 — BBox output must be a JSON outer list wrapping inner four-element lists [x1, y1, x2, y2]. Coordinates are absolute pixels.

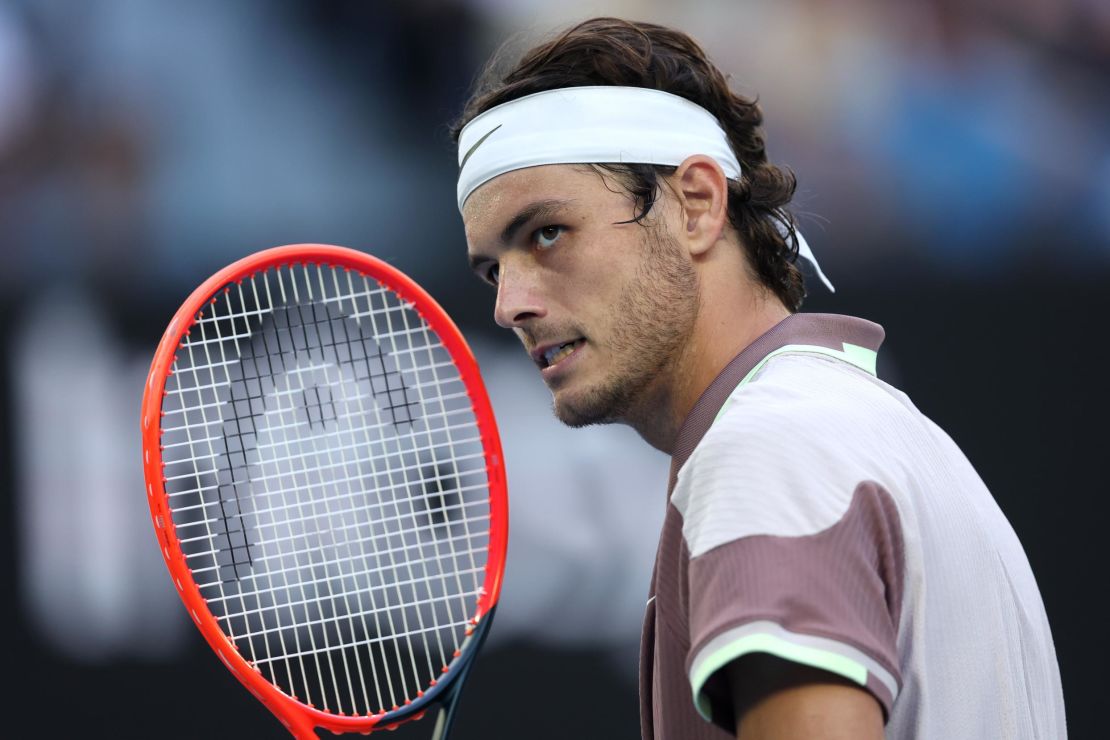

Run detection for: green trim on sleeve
[[689, 631, 869, 722]]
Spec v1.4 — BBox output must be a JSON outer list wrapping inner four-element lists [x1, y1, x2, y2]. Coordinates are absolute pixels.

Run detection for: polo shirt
[[639, 313, 1066, 739]]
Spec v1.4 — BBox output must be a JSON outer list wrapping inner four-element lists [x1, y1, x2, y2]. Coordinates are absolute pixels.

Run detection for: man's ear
[[673, 154, 730, 257]]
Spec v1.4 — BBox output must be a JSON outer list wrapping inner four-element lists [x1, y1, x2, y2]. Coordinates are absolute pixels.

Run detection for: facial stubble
[[552, 226, 699, 428]]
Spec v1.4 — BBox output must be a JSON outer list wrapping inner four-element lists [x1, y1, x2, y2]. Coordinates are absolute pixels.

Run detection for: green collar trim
[[712, 342, 878, 424]]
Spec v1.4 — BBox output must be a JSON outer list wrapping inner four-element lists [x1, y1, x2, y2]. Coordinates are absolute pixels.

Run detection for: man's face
[[463, 164, 699, 427]]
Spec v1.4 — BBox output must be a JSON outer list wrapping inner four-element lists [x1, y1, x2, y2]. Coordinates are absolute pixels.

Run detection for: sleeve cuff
[[688, 620, 900, 723]]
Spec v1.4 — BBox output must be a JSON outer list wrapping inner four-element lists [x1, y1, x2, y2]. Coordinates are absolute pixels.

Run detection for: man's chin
[[550, 386, 628, 428]]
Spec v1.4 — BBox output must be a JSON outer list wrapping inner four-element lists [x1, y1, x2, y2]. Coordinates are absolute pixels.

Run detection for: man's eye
[[534, 225, 564, 249], [487, 263, 500, 285]]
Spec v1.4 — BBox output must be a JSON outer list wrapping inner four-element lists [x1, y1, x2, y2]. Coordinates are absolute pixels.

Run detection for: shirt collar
[[668, 313, 885, 491]]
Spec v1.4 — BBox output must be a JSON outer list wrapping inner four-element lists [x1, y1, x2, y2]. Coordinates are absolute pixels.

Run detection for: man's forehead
[[461, 164, 594, 233]]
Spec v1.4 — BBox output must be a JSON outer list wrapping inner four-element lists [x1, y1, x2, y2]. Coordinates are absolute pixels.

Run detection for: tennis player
[[452, 17, 1066, 740]]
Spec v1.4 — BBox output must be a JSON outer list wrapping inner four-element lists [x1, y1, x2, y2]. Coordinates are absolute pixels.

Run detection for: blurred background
[[2, 0, 1107, 737]]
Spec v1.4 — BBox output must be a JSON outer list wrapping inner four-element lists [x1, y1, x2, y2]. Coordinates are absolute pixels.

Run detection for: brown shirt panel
[[688, 481, 905, 730]]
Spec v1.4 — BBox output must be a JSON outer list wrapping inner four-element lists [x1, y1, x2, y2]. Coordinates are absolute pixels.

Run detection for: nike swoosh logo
[[460, 124, 502, 170]]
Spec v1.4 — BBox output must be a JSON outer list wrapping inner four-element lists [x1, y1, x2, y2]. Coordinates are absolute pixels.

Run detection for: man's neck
[[625, 292, 790, 455]]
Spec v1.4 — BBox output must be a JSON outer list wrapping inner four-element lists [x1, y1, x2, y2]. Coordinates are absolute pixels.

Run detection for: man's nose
[[493, 266, 547, 328]]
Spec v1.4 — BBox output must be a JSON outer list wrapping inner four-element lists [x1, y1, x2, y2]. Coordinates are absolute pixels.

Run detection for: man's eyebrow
[[499, 199, 573, 245]]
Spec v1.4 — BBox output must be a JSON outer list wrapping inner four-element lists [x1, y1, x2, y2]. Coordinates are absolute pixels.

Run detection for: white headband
[[457, 86, 833, 292]]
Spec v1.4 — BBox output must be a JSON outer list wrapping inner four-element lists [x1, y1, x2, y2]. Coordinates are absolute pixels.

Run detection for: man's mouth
[[537, 338, 586, 368]]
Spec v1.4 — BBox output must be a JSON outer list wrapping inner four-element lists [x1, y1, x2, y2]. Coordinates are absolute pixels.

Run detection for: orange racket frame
[[140, 245, 507, 737]]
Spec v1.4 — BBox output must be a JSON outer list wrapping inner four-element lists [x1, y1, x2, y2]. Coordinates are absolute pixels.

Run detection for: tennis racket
[[141, 244, 506, 738]]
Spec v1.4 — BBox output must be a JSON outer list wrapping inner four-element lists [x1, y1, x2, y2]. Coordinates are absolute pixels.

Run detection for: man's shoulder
[[671, 352, 925, 550], [703, 350, 914, 452]]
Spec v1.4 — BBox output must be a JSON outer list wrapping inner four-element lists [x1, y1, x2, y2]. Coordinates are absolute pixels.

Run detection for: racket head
[[141, 244, 506, 736]]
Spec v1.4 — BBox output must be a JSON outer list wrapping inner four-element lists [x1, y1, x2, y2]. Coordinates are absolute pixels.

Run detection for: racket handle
[[433, 606, 496, 739], [431, 644, 481, 740], [431, 691, 462, 740], [286, 716, 318, 740], [428, 701, 455, 740]]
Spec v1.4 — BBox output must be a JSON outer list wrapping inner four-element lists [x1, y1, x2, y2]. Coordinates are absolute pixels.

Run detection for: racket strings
[[163, 417, 484, 492], [160, 262, 491, 717], [175, 488, 489, 551]]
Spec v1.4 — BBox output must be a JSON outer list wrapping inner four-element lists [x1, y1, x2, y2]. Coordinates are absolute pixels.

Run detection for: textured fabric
[[686, 482, 904, 725], [640, 313, 1066, 739]]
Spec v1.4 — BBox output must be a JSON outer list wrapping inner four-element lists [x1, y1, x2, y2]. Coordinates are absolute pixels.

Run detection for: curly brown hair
[[450, 17, 806, 311]]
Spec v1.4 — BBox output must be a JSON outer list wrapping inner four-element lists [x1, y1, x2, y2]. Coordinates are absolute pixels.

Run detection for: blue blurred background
[[1, 0, 1106, 737]]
